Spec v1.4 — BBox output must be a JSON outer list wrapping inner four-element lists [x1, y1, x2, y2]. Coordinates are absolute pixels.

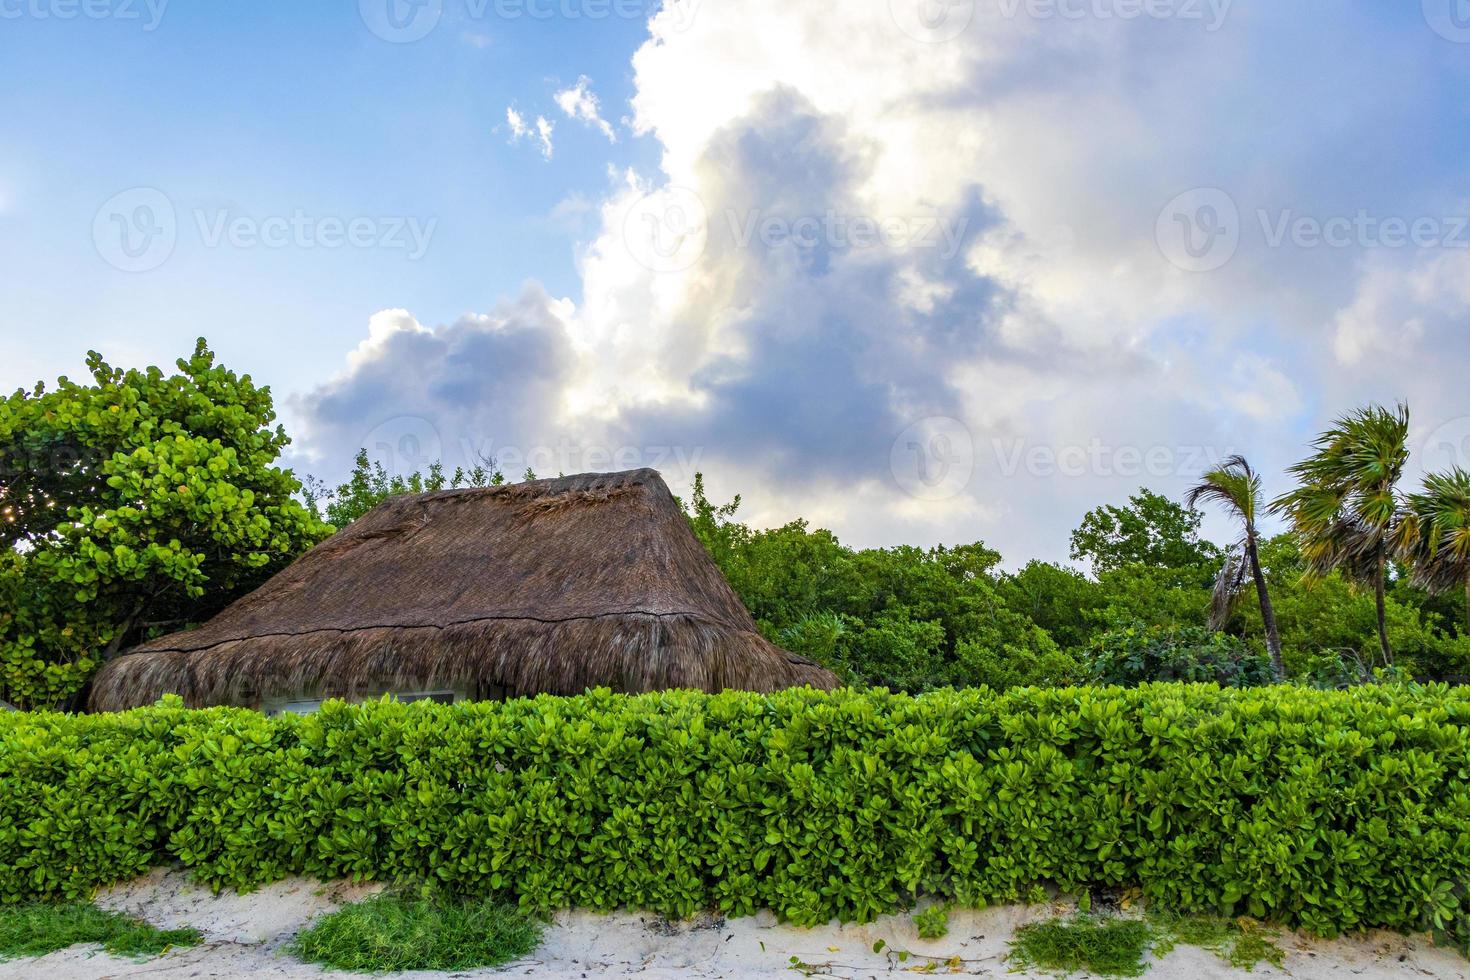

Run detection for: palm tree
[[1187, 455, 1284, 681], [1271, 403, 1410, 666], [1400, 468, 1470, 631]]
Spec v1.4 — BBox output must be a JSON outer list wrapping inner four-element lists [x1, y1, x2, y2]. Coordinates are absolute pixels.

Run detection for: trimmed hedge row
[[3, 685, 1469, 944]]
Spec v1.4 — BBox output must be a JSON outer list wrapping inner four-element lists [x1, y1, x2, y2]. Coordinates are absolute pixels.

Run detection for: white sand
[[5, 869, 1467, 979]]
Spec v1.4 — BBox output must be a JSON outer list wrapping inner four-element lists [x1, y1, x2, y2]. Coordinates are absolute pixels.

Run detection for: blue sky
[[4, 2, 1470, 563], [2, 2, 654, 385]]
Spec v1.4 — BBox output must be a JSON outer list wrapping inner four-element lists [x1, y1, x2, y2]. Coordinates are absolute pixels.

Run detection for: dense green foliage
[[1069, 489, 1220, 574], [0, 901, 200, 960], [4, 685, 1469, 947], [684, 478, 1470, 689], [684, 477, 1078, 692], [0, 341, 328, 709], [1085, 625, 1276, 688], [290, 890, 541, 972]]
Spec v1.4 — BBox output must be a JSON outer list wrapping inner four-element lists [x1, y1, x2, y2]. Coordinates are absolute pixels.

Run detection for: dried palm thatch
[[88, 469, 837, 711]]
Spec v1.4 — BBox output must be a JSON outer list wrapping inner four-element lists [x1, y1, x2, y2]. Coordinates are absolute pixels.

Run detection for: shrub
[[0, 902, 200, 960], [912, 904, 949, 939], [1085, 624, 1275, 687], [290, 889, 540, 971], [2, 685, 1469, 949]]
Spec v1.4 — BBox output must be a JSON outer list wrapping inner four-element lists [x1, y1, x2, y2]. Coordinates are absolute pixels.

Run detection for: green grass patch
[[289, 890, 542, 972], [0, 901, 201, 961], [1153, 914, 1286, 970], [1009, 916, 1155, 977], [1011, 911, 1289, 976]]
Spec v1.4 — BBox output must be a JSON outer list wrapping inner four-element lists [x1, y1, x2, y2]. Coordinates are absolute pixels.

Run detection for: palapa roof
[[87, 468, 837, 711]]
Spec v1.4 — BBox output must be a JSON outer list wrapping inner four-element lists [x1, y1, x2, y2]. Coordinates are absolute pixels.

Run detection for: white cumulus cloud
[[301, 5, 1469, 562]]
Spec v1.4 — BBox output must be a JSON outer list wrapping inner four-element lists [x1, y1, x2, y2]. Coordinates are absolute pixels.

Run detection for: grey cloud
[[289, 284, 575, 482]]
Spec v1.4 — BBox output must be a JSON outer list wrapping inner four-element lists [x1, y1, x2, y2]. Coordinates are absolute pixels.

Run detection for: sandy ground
[[4, 870, 1468, 979]]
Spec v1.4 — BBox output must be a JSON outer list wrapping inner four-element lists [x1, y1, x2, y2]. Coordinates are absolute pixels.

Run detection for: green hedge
[[3, 685, 1469, 944]]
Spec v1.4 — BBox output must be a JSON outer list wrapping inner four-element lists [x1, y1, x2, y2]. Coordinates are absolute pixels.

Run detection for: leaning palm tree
[[1187, 456, 1284, 681], [1271, 403, 1410, 666], [1400, 468, 1470, 631]]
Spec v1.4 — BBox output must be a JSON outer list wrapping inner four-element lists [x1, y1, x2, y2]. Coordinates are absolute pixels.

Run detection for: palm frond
[[1403, 468, 1470, 594], [1208, 549, 1249, 631]]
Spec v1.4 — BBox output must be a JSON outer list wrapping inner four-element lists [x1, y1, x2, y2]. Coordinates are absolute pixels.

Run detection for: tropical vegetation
[[4, 686, 1470, 949], [4, 343, 1470, 706]]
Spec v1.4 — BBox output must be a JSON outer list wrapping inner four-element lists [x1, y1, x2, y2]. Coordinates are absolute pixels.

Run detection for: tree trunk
[[1374, 549, 1392, 666], [1244, 528, 1285, 681], [1464, 577, 1469, 636]]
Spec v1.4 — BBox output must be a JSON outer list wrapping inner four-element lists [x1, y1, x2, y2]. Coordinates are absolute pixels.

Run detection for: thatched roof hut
[[88, 469, 836, 712]]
